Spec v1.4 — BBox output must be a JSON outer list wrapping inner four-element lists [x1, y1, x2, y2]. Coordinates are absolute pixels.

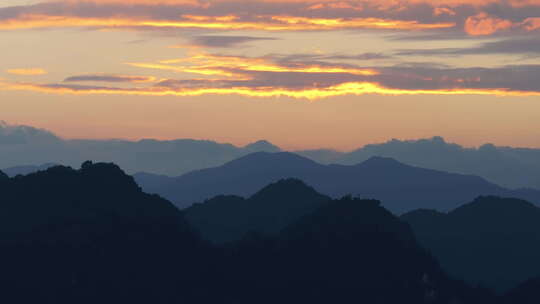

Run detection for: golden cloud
[[127, 53, 379, 78], [6, 68, 48, 76], [0, 14, 455, 31], [1, 80, 538, 100]]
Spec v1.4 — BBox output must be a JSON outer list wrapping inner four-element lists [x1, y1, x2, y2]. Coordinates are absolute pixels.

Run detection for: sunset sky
[[1, 0, 539, 150]]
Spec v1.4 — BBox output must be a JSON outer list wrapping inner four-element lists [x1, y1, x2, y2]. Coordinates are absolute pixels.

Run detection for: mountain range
[[0, 121, 280, 176], [2, 122, 540, 189], [183, 178, 540, 292], [313, 136, 540, 190], [0, 162, 505, 304], [135, 152, 540, 213]]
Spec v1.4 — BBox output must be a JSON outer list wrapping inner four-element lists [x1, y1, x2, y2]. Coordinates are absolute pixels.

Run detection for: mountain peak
[[360, 156, 405, 167], [0, 170, 8, 180], [244, 140, 281, 152], [250, 178, 325, 200], [79, 161, 141, 192], [452, 196, 539, 217]]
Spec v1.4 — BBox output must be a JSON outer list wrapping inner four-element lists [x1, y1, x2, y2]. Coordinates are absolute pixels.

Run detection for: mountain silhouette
[[5, 122, 540, 190], [300, 136, 540, 189], [0, 161, 213, 303], [184, 178, 330, 243], [2, 163, 59, 177], [0, 162, 536, 303], [244, 140, 281, 152], [3, 123, 540, 190], [402, 196, 540, 291], [501, 277, 540, 304], [0, 170, 8, 180], [0, 121, 282, 177], [220, 196, 495, 304], [135, 152, 540, 213]]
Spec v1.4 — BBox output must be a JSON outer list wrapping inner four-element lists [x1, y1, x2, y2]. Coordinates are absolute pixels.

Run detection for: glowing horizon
[[1, 0, 539, 149]]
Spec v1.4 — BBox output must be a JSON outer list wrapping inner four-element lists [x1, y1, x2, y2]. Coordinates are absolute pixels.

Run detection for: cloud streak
[[396, 37, 540, 57], [6, 68, 47, 76], [177, 35, 279, 48], [4, 80, 538, 100], [2, 53, 540, 99], [64, 74, 157, 83], [0, 14, 456, 31]]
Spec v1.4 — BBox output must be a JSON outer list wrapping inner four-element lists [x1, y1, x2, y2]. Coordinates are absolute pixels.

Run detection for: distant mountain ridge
[[0, 122, 281, 176], [135, 152, 540, 213], [299, 136, 540, 189], [2, 122, 540, 189], [2, 163, 59, 177]]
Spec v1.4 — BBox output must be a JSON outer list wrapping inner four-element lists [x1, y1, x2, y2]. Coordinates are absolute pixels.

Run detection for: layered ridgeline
[[299, 136, 540, 190], [0, 122, 280, 176], [2, 123, 540, 189], [219, 196, 494, 304], [2, 163, 58, 177], [402, 197, 540, 292], [185, 181, 540, 293], [185, 179, 331, 244], [135, 152, 540, 213], [0, 163, 502, 303]]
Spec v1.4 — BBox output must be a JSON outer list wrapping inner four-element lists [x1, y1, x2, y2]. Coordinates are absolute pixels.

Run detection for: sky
[[1, 0, 539, 150]]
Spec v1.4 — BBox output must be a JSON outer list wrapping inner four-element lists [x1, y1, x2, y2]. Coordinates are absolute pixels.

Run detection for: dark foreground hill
[[0, 162, 214, 303], [186, 181, 540, 292], [219, 197, 495, 304], [135, 152, 540, 213], [501, 278, 540, 304], [402, 196, 540, 292], [185, 179, 330, 244], [0, 164, 505, 304]]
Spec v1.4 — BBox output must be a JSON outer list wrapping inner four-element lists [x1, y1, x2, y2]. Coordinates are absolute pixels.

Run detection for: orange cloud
[[465, 13, 540, 35], [231, 0, 540, 7], [6, 68, 48, 76], [3, 0, 540, 36], [434, 7, 456, 16], [0, 14, 455, 31], [269, 15, 454, 30], [465, 12, 513, 35], [55, 0, 204, 5], [522, 17, 540, 31]]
